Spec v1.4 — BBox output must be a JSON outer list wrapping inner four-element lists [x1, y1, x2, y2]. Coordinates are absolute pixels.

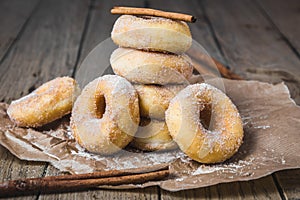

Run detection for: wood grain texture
[[161, 176, 281, 199], [77, 0, 147, 64], [202, 0, 300, 104], [0, 0, 89, 199], [275, 169, 300, 200], [0, 0, 299, 199], [0, 0, 39, 61], [258, 0, 300, 55], [0, 0, 89, 102]]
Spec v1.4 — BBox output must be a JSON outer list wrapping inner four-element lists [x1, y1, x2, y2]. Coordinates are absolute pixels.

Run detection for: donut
[[111, 15, 192, 54], [71, 75, 140, 155], [131, 119, 177, 151], [165, 83, 244, 163], [134, 84, 185, 119], [7, 77, 80, 127], [110, 48, 193, 85]]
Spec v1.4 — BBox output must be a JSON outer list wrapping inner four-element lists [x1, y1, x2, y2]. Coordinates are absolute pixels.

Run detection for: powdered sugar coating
[[110, 48, 193, 85], [71, 75, 140, 155], [166, 83, 244, 163], [111, 15, 192, 54], [134, 84, 186, 119], [7, 77, 80, 127]]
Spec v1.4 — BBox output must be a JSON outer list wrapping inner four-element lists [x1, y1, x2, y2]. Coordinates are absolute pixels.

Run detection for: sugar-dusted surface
[[71, 75, 139, 155], [111, 15, 192, 53], [0, 79, 299, 191], [110, 48, 193, 85], [166, 83, 244, 163]]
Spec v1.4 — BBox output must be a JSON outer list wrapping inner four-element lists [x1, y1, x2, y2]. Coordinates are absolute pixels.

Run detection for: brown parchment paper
[[0, 79, 299, 191]]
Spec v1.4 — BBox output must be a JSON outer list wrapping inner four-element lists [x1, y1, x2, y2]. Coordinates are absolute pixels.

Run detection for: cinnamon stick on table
[[111, 6, 196, 23], [0, 166, 169, 197]]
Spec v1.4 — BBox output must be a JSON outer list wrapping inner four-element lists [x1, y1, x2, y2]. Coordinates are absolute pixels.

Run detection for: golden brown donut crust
[[71, 75, 140, 155], [110, 48, 193, 85], [131, 119, 177, 151], [166, 83, 244, 164], [134, 84, 185, 119], [7, 77, 80, 127], [111, 15, 192, 54]]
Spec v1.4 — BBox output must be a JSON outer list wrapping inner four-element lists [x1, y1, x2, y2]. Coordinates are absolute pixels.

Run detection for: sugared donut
[[71, 75, 140, 155], [134, 84, 185, 119], [110, 48, 193, 85], [7, 77, 80, 127], [111, 15, 192, 54], [165, 83, 244, 163], [131, 119, 177, 151]]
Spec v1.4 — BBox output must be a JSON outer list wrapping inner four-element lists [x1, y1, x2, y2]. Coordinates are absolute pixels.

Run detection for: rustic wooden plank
[[0, 0, 89, 199], [0, 0, 89, 102], [161, 176, 282, 199], [275, 169, 300, 200], [148, 0, 283, 199], [38, 0, 160, 199], [202, 0, 300, 104], [0, 151, 47, 200], [78, 0, 146, 62], [258, 0, 300, 55], [0, 0, 39, 61]]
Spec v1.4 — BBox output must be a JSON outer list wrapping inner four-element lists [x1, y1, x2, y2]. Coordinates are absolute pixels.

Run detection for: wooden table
[[0, 0, 299, 199]]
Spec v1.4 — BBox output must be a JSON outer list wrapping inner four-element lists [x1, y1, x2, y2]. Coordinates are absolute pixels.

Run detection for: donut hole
[[94, 93, 106, 119], [199, 103, 213, 131]]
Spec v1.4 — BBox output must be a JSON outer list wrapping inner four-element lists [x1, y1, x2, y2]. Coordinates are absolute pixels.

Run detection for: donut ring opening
[[166, 83, 244, 164], [199, 102, 212, 131], [94, 92, 106, 119], [71, 75, 140, 155]]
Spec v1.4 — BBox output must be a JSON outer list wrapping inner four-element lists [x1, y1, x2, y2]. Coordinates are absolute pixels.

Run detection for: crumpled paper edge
[[0, 79, 299, 192]]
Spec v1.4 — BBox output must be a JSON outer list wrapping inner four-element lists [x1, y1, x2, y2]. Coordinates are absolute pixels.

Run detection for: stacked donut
[[110, 15, 194, 151], [7, 12, 244, 164]]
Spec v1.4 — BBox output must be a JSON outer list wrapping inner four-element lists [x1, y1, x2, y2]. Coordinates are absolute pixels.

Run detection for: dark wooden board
[[275, 169, 300, 200], [259, 0, 300, 56], [202, 0, 300, 104], [0, 0, 89, 199], [161, 176, 281, 199], [0, 0, 89, 102], [0, 0, 39, 61], [0, 0, 299, 199]]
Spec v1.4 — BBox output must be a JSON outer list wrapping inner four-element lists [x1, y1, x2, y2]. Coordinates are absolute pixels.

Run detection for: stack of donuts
[[7, 10, 244, 164], [110, 15, 194, 151]]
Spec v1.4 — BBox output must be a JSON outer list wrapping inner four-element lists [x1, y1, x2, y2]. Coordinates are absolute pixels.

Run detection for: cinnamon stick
[[111, 6, 196, 23], [0, 167, 169, 197], [212, 58, 243, 80], [39, 165, 169, 181], [188, 47, 243, 80]]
